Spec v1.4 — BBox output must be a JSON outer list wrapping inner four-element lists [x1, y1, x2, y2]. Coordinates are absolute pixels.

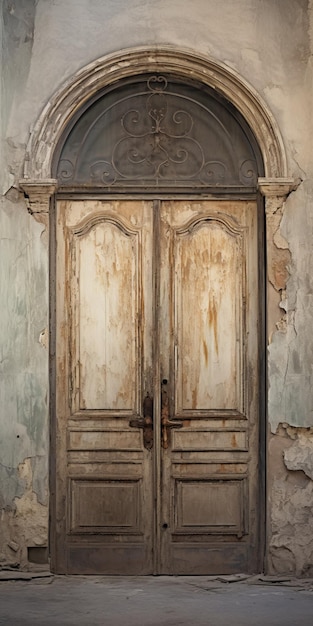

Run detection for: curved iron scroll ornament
[[111, 76, 204, 182], [55, 75, 262, 188]]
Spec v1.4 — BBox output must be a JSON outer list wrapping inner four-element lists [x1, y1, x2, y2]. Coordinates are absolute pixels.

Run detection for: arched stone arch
[[20, 46, 293, 192]]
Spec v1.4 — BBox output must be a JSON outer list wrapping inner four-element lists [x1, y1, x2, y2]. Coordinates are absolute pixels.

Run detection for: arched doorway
[[19, 48, 294, 575]]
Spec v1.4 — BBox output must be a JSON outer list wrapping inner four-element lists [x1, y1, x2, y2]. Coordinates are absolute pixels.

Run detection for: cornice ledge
[[258, 177, 298, 198], [19, 179, 57, 213]]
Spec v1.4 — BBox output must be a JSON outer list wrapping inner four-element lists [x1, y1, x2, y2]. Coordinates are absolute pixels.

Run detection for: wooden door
[[54, 199, 155, 574], [53, 198, 260, 574], [158, 200, 260, 574]]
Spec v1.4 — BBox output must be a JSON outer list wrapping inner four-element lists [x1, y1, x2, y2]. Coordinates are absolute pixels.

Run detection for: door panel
[[175, 216, 242, 410], [54, 198, 260, 574], [77, 219, 138, 410]]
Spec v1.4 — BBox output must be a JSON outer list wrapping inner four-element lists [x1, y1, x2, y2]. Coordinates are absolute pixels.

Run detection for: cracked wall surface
[[1, 0, 313, 572]]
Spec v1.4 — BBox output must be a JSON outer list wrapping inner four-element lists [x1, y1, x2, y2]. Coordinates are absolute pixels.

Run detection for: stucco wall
[[1, 0, 313, 573]]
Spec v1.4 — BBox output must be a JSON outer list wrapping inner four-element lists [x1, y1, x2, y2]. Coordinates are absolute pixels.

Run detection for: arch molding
[[22, 46, 288, 183]]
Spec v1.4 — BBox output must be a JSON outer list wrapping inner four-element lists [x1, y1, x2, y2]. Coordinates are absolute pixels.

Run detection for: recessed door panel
[[174, 478, 244, 531], [174, 215, 243, 411], [69, 479, 141, 532], [77, 219, 139, 411]]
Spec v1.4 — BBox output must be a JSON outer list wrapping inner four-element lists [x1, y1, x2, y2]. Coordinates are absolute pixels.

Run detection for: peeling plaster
[[3, 186, 21, 203], [0, 189, 49, 566], [267, 181, 313, 433], [0, 463, 25, 511], [268, 424, 313, 576], [269, 477, 313, 576], [0, 459, 48, 569], [283, 427, 313, 480]]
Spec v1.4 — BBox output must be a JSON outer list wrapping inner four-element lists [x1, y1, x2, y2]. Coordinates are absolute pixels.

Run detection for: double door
[[53, 198, 260, 574]]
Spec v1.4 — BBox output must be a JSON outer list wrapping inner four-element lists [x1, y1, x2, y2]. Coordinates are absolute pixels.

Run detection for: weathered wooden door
[[158, 199, 260, 574], [54, 197, 260, 574]]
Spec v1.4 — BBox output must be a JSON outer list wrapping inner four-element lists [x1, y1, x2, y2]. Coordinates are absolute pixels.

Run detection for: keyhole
[[162, 522, 168, 529], [162, 379, 168, 385]]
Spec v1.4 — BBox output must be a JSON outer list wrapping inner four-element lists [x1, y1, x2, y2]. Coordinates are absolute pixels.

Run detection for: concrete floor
[[0, 573, 313, 626]]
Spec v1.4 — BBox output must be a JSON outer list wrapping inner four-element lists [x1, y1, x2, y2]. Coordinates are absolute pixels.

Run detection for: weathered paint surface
[[159, 200, 260, 574], [55, 199, 259, 574], [78, 220, 138, 410], [1, 1, 36, 195], [55, 200, 154, 574], [268, 185, 313, 433], [177, 219, 241, 410], [0, 193, 48, 567], [1, 0, 313, 572]]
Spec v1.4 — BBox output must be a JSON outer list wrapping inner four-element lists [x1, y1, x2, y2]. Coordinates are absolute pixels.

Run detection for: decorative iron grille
[[54, 75, 262, 188]]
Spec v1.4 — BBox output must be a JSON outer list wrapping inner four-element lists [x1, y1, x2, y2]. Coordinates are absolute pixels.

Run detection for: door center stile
[[152, 198, 162, 575]]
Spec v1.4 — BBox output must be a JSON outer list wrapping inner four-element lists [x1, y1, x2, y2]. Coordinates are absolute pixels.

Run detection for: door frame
[[19, 46, 296, 573], [50, 191, 265, 574]]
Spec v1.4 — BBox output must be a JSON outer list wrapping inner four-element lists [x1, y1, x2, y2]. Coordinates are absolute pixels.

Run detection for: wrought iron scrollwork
[[90, 160, 117, 185], [56, 74, 261, 187], [57, 159, 74, 181], [239, 159, 258, 186], [110, 75, 205, 182]]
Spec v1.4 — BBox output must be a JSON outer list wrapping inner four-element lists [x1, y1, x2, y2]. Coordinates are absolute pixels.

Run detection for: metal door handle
[[161, 385, 182, 449], [129, 393, 153, 450]]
